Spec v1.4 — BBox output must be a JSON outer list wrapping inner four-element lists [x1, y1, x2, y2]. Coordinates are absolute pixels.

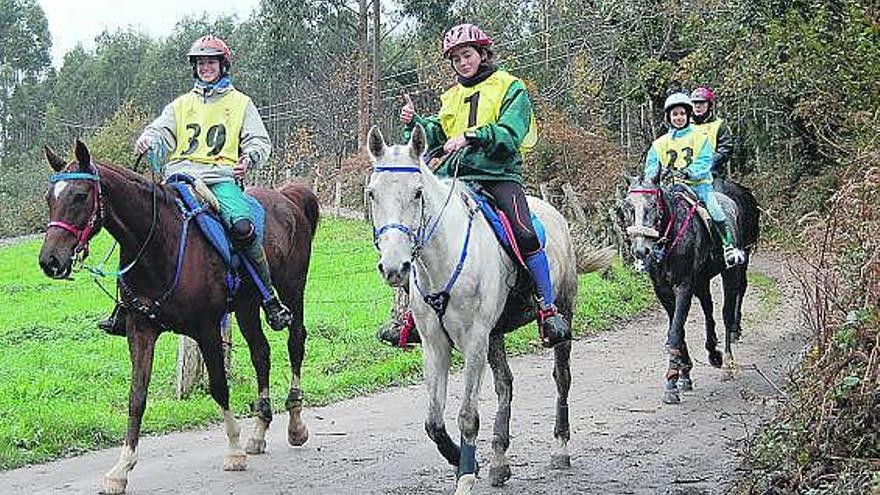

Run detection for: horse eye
[[365, 188, 374, 200], [414, 189, 422, 200], [74, 192, 88, 202]]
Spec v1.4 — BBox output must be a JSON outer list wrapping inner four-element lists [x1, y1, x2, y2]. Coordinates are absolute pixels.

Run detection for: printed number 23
[[182, 123, 227, 156], [666, 147, 694, 168]]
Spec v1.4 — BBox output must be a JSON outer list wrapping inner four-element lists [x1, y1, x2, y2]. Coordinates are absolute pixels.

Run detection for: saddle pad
[[167, 175, 265, 266], [472, 191, 546, 263]]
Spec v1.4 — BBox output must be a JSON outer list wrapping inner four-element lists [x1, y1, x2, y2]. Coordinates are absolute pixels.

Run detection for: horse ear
[[366, 126, 385, 162], [409, 124, 426, 161], [45, 146, 67, 172], [74, 139, 93, 173]]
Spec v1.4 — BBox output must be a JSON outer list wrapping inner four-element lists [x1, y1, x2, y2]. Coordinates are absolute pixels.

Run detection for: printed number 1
[[464, 92, 480, 127]]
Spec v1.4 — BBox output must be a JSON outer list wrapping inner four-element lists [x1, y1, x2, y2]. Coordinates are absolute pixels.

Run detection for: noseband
[[47, 170, 103, 259]]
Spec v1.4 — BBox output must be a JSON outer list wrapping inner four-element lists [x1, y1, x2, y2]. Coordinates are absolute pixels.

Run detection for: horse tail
[[280, 183, 320, 238], [577, 245, 616, 274], [720, 179, 760, 248]]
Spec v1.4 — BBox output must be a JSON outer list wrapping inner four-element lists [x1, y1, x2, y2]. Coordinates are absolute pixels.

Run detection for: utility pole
[[372, 0, 382, 122], [357, 0, 370, 148]]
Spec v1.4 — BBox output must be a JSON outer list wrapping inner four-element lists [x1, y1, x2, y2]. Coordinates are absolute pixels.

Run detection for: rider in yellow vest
[[98, 35, 291, 335], [691, 86, 733, 189], [378, 23, 569, 349], [644, 93, 746, 267]]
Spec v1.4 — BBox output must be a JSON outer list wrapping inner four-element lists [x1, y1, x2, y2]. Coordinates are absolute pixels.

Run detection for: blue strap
[[50, 172, 99, 183], [413, 211, 474, 307], [373, 222, 417, 244], [240, 254, 274, 301], [374, 166, 421, 173]]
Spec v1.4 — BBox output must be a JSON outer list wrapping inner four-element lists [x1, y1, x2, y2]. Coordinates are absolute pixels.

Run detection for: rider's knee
[[231, 219, 256, 248], [517, 229, 541, 255]]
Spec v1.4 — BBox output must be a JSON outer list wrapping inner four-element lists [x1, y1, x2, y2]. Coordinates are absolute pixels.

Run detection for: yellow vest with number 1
[[438, 70, 538, 153], [168, 89, 249, 166]]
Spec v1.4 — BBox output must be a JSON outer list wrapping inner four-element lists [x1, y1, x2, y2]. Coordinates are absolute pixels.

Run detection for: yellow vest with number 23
[[438, 70, 537, 154], [168, 89, 249, 166]]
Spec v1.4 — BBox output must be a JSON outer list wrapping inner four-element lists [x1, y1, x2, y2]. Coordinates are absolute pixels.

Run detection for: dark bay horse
[[625, 173, 759, 404], [38, 141, 318, 494]]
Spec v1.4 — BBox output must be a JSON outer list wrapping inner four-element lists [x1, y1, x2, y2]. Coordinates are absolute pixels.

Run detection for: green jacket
[[404, 72, 535, 184]]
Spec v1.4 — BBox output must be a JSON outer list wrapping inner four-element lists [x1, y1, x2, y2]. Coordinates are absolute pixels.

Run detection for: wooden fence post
[[175, 317, 232, 399], [561, 182, 588, 224], [334, 181, 342, 217], [539, 182, 550, 203]]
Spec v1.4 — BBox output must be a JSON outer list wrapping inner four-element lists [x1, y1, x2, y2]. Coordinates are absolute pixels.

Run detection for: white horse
[[366, 124, 597, 494]]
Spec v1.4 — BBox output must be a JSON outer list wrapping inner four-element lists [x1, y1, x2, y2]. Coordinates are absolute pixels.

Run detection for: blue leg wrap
[[525, 249, 555, 306], [457, 440, 478, 477]]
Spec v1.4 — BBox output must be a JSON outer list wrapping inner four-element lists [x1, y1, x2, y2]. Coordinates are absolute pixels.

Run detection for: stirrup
[[537, 305, 571, 348], [263, 297, 292, 331]]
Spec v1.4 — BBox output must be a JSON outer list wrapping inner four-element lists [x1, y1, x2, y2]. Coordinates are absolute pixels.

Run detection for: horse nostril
[[377, 262, 384, 275], [401, 260, 411, 274]]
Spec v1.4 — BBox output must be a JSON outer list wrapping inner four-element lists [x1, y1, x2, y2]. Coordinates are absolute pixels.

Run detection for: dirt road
[[1, 253, 806, 495]]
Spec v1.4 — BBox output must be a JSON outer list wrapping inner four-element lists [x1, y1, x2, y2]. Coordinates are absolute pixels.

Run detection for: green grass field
[[0, 217, 652, 470]]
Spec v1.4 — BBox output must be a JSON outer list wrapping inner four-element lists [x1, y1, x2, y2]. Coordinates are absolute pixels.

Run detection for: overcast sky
[[39, 0, 261, 67]]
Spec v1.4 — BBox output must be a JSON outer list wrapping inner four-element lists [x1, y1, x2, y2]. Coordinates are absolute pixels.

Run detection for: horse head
[[365, 124, 427, 287], [624, 173, 667, 261], [38, 140, 103, 279]]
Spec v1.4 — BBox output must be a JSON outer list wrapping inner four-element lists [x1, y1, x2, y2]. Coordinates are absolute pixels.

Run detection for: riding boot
[[245, 241, 292, 331], [713, 220, 745, 267], [377, 309, 421, 347], [525, 250, 571, 348], [97, 304, 127, 336]]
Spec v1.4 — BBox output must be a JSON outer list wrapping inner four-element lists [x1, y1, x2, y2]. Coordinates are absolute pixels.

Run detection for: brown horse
[[38, 141, 318, 494]]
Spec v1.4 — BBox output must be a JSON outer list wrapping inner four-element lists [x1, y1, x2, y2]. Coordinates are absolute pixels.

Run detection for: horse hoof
[[100, 476, 127, 494], [662, 391, 681, 404], [489, 464, 512, 486], [709, 350, 724, 368], [677, 377, 694, 391], [550, 454, 572, 469], [454, 473, 476, 495], [288, 425, 309, 446], [245, 438, 266, 455], [223, 453, 247, 471]]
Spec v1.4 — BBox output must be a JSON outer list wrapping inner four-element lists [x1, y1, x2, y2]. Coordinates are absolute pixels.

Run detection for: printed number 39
[[182, 123, 227, 156]]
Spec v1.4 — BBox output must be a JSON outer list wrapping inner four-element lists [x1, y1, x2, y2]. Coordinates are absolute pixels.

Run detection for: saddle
[[670, 183, 741, 249], [165, 174, 267, 299]]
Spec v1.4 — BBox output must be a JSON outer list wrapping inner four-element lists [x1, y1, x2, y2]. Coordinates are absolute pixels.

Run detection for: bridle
[[47, 170, 104, 260], [626, 185, 698, 259]]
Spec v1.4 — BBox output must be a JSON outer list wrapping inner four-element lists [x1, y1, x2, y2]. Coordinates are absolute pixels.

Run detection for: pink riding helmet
[[690, 86, 716, 103], [442, 23, 493, 58]]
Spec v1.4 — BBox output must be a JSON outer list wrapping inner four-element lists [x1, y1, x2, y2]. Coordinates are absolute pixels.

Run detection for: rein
[[627, 186, 699, 261]]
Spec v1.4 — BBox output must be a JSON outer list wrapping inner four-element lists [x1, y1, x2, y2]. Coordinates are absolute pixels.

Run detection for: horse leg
[[663, 283, 693, 404], [102, 323, 158, 494], [196, 328, 246, 471], [696, 278, 723, 369], [422, 330, 459, 467], [285, 293, 309, 446], [455, 332, 489, 495], [721, 269, 743, 368], [236, 304, 272, 454], [551, 339, 573, 468], [487, 333, 513, 486]]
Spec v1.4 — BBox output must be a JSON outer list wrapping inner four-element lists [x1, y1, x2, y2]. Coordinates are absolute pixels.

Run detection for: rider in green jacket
[[378, 23, 569, 349]]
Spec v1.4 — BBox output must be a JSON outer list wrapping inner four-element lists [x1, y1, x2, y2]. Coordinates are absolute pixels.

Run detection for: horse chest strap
[[423, 291, 451, 317]]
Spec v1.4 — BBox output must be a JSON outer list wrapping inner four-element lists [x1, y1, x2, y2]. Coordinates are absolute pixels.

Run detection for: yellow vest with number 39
[[168, 89, 249, 166], [438, 70, 537, 153]]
